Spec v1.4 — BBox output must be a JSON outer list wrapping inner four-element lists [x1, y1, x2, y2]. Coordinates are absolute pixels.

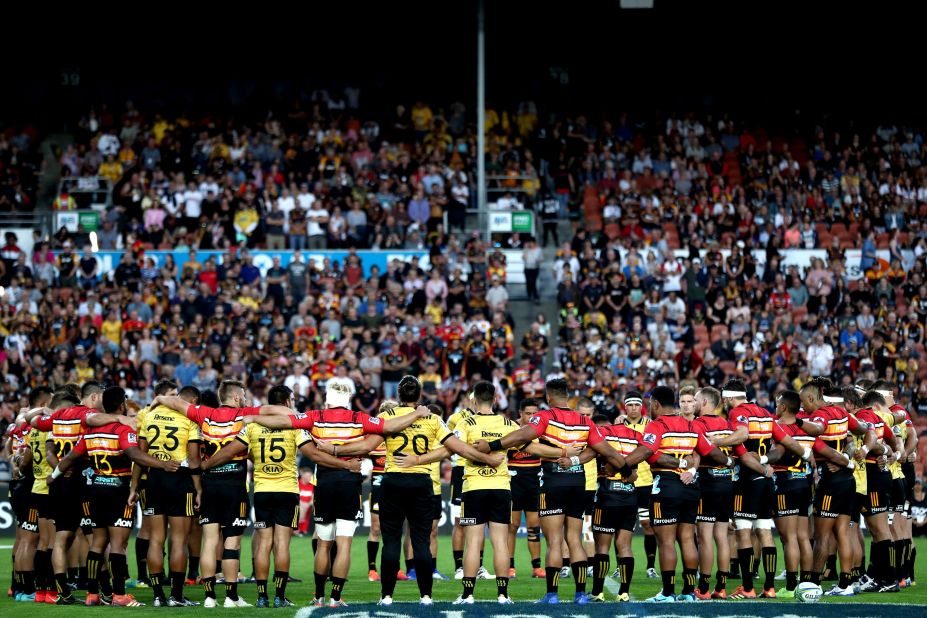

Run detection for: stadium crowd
[[1, 96, 927, 607]]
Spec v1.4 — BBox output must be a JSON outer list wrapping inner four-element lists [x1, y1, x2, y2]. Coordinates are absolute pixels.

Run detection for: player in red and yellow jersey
[[26, 381, 138, 605], [621, 386, 739, 603], [50, 387, 180, 607], [588, 414, 641, 602], [774, 389, 854, 597], [798, 378, 879, 593], [507, 398, 544, 579], [477, 378, 628, 604], [713, 379, 814, 599]]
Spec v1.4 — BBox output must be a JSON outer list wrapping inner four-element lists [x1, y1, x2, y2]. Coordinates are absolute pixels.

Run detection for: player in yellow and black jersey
[[133, 380, 202, 607], [312, 376, 503, 605], [621, 391, 657, 578]]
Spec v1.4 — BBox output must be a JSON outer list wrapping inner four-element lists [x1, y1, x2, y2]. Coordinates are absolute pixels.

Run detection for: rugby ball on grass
[[795, 581, 823, 603]]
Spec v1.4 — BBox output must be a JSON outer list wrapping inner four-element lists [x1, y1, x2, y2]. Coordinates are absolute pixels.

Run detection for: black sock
[[562, 557, 571, 569], [10, 569, 17, 595], [715, 570, 728, 592], [149, 571, 166, 601], [86, 551, 103, 595], [462, 576, 476, 598], [273, 571, 288, 599], [839, 571, 851, 589], [571, 560, 587, 593], [135, 538, 149, 581], [100, 565, 114, 596], [33, 551, 46, 591], [202, 576, 217, 599], [330, 576, 345, 601], [825, 553, 837, 579], [480, 551, 485, 568], [187, 556, 200, 580], [368, 541, 380, 571], [21, 570, 35, 594], [545, 566, 559, 593], [698, 572, 710, 594], [55, 572, 70, 597], [405, 558, 415, 574], [730, 557, 741, 580], [681, 568, 697, 595], [453, 550, 464, 570], [738, 547, 755, 592], [591, 554, 608, 596], [215, 560, 222, 576], [225, 581, 238, 601], [645, 534, 657, 569], [762, 546, 777, 590], [497, 576, 509, 597], [109, 554, 127, 596], [902, 539, 912, 579], [509, 557, 515, 570], [910, 547, 917, 581], [619, 556, 634, 594], [893, 541, 904, 580], [531, 557, 541, 568], [256, 580, 268, 599], [76, 566, 86, 586], [805, 571, 822, 585], [786, 571, 798, 591], [661, 570, 675, 597], [170, 571, 185, 601], [311, 539, 318, 555], [314, 571, 327, 599]]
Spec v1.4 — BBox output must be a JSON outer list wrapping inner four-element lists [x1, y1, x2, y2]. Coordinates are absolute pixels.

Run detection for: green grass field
[[3, 534, 925, 615]]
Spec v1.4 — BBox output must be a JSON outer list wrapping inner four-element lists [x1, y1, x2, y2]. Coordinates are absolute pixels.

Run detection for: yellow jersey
[[138, 405, 201, 463], [881, 410, 907, 480], [625, 417, 653, 486], [446, 408, 474, 468], [584, 459, 598, 491], [382, 405, 453, 475], [453, 413, 518, 492], [29, 428, 52, 495], [235, 423, 310, 494]]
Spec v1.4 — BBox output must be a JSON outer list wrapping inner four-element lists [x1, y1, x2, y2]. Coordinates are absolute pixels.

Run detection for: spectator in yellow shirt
[[101, 309, 123, 346], [98, 154, 124, 184]]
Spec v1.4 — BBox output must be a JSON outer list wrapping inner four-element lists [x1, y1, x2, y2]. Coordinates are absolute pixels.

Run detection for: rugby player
[[49, 386, 181, 607], [475, 378, 631, 604]]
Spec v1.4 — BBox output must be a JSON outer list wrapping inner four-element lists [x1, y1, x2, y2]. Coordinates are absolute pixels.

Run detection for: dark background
[[2, 1, 923, 127]]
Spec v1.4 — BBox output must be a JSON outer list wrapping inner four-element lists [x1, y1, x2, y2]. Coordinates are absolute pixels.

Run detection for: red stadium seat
[[710, 324, 729, 342], [719, 361, 737, 376], [694, 324, 709, 343], [791, 306, 808, 323]]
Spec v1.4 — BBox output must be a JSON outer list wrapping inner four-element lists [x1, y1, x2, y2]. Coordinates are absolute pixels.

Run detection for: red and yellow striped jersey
[[186, 404, 260, 478], [290, 407, 384, 478], [808, 405, 860, 457], [34, 405, 98, 461], [639, 414, 714, 473], [71, 422, 138, 483], [692, 414, 734, 475], [598, 424, 640, 480], [728, 402, 783, 456], [369, 442, 388, 474], [526, 407, 603, 487]]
